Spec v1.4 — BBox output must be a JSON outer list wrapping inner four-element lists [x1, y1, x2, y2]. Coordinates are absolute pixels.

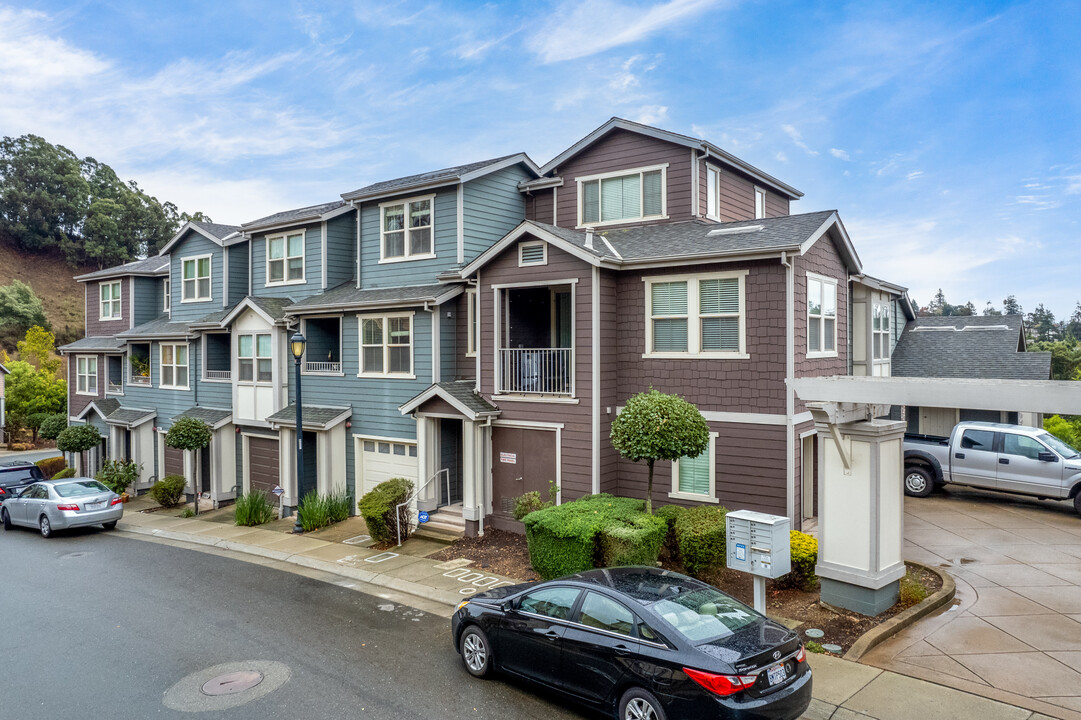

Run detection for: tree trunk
[[646, 459, 655, 514]]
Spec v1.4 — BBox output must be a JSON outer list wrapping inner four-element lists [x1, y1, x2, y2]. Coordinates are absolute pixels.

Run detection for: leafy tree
[[1003, 295, 1023, 316], [1028, 304, 1058, 343], [165, 417, 212, 511], [610, 388, 710, 514], [1066, 302, 1081, 340], [919, 289, 975, 317], [17, 325, 61, 376], [56, 424, 102, 475], [1044, 415, 1081, 449], [0, 134, 88, 252], [983, 302, 1003, 316], [38, 413, 68, 441], [1029, 340, 1081, 380], [0, 280, 49, 348], [3, 359, 66, 439]]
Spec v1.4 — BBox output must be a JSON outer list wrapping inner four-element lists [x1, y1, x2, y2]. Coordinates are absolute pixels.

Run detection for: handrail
[[396, 468, 450, 547]]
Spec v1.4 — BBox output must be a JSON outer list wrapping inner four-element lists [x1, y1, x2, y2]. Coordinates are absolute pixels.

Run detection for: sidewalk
[[114, 504, 1059, 720]]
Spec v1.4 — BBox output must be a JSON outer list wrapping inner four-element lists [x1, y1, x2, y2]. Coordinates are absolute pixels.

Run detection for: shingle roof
[[116, 315, 194, 340], [58, 336, 127, 353], [436, 380, 499, 415], [285, 281, 460, 313], [341, 155, 522, 201], [191, 220, 242, 240], [173, 407, 232, 427], [891, 315, 1052, 380], [249, 297, 295, 322], [74, 254, 170, 281], [83, 397, 121, 419], [105, 405, 156, 427], [266, 404, 351, 429], [241, 200, 347, 231]]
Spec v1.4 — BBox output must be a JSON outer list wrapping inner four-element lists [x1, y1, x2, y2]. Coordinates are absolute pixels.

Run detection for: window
[[267, 233, 304, 284], [359, 313, 413, 376], [76, 356, 98, 395], [960, 429, 995, 451], [671, 433, 718, 501], [380, 195, 433, 261], [651, 587, 757, 643], [160, 343, 189, 389], [99, 281, 121, 320], [518, 241, 547, 267], [1003, 433, 1049, 460], [238, 333, 272, 383], [578, 165, 666, 227], [706, 166, 720, 219], [807, 275, 837, 357], [578, 592, 634, 637], [873, 302, 891, 360], [163, 278, 170, 314], [645, 273, 747, 358], [754, 187, 766, 219], [465, 289, 477, 357], [518, 587, 580, 620], [181, 256, 211, 302]]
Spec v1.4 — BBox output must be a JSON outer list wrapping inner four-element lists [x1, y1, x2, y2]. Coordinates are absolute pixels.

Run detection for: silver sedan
[[1, 479, 124, 537]]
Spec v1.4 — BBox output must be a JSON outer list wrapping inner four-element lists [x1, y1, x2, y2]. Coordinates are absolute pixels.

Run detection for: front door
[[997, 432, 1064, 496], [300, 431, 318, 499], [920, 407, 957, 437], [491, 426, 557, 527], [439, 418, 462, 505], [199, 443, 211, 494], [951, 427, 998, 489], [247, 436, 280, 498]]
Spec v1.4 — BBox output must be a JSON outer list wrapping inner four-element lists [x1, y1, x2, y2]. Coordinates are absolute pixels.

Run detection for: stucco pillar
[[416, 417, 437, 512], [462, 419, 480, 537], [811, 409, 906, 616]]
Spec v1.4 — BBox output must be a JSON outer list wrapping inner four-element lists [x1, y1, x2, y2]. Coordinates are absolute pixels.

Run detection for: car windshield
[[1039, 432, 1080, 459], [54, 481, 111, 497], [650, 587, 758, 643]]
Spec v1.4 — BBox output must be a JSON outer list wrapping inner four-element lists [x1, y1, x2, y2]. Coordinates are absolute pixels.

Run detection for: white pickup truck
[[903, 421, 1081, 513]]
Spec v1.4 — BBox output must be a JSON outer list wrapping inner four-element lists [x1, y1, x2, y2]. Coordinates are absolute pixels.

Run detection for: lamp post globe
[[291, 332, 306, 533]]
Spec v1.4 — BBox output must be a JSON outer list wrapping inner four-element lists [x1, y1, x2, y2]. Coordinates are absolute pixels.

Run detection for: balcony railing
[[106, 381, 123, 394], [129, 375, 151, 386], [205, 370, 231, 380], [498, 348, 572, 395], [305, 361, 342, 374]]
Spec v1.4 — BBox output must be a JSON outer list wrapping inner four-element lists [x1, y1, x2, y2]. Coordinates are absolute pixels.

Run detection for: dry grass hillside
[[0, 240, 92, 354]]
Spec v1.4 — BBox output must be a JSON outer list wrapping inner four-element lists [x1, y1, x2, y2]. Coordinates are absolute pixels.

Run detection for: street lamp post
[[290, 332, 306, 534]]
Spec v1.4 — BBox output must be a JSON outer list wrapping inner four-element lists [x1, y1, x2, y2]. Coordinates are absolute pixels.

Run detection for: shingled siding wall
[[84, 277, 132, 337], [697, 162, 791, 221], [68, 353, 103, 417], [525, 188, 555, 225], [793, 233, 849, 415]]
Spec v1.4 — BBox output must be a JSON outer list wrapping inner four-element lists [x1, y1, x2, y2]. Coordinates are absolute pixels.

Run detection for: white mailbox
[[726, 510, 791, 580]]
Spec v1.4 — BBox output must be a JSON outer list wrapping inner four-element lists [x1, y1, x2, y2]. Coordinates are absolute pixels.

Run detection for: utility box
[[726, 510, 791, 579]]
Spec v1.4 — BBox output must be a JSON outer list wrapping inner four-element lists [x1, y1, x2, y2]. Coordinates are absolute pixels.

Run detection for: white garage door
[[358, 438, 418, 495]]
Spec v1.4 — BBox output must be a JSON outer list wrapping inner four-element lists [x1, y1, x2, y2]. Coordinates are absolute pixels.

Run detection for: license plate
[[767, 664, 786, 686], [86, 501, 105, 510]]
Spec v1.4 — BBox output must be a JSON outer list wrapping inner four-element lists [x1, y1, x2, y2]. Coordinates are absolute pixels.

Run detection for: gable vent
[[519, 242, 547, 267], [708, 225, 763, 236]]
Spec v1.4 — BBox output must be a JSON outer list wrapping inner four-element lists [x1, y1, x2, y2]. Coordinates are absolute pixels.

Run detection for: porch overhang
[[266, 404, 351, 431], [399, 381, 500, 421], [76, 398, 121, 423], [172, 407, 233, 431], [104, 406, 156, 429]]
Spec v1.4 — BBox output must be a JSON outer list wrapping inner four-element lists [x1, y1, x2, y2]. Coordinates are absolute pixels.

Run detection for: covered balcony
[[495, 285, 574, 396], [303, 316, 343, 374], [204, 332, 231, 380], [128, 344, 151, 386]]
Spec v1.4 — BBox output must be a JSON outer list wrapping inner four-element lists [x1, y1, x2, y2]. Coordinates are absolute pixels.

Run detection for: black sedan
[[451, 566, 811, 720]]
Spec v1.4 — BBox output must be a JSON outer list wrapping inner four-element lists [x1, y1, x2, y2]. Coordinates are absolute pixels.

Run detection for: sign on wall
[[499, 452, 517, 464]]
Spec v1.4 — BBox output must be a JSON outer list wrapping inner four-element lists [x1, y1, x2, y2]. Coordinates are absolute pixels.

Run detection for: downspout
[[468, 276, 481, 393], [591, 265, 600, 495], [353, 200, 361, 289], [781, 251, 795, 525]]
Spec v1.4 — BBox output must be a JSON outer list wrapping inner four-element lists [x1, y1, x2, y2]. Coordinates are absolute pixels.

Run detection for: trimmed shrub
[[35, 456, 66, 480], [654, 504, 686, 561], [52, 467, 76, 479], [513, 491, 549, 521], [358, 478, 414, 543], [674, 505, 729, 578], [234, 491, 276, 527], [149, 474, 186, 507], [599, 512, 667, 568], [98, 459, 140, 495], [37, 414, 68, 441], [777, 530, 819, 590]]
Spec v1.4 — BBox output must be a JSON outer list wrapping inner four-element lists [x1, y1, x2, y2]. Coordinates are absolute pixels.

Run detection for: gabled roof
[[241, 200, 353, 233], [76, 397, 121, 422], [217, 296, 295, 327], [891, 315, 1052, 381], [58, 336, 127, 354], [341, 153, 540, 202], [853, 273, 917, 321], [173, 406, 232, 430], [104, 405, 156, 428], [266, 404, 351, 430], [399, 381, 500, 421], [116, 315, 195, 341], [539, 117, 803, 200], [285, 281, 462, 314], [158, 220, 242, 255], [74, 255, 170, 282]]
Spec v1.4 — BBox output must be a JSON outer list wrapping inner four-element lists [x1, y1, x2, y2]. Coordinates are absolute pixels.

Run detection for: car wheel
[[459, 626, 492, 678], [1, 508, 11, 531], [619, 687, 667, 720], [39, 514, 53, 538], [904, 467, 934, 498], [102, 521, 118, 530]]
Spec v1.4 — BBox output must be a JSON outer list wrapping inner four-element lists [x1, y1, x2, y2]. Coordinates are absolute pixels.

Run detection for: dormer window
[[267, 232, 305, 285], [181, 255, 212, 302], [99, 281, 121, 320], [578, 165, 666, 228], [380, 195, 434, 262]]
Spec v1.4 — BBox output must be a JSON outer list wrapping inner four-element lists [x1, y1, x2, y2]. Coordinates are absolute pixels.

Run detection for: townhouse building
[[59, 118, 908, 536]]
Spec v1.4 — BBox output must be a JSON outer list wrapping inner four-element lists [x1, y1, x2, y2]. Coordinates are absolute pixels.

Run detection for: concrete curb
[[844, 561, 956, 662], [118, 522, 463, 609]]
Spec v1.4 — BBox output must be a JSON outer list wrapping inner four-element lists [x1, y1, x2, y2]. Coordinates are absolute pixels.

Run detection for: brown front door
[[164, 443, 184, 477], [248, 436, 280, 499], [491, 426, 557, 530]]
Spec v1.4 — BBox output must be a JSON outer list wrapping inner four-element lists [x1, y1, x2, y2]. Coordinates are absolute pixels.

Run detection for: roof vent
[[708, 225, 763, 236], [961, 325, 1009, 331]]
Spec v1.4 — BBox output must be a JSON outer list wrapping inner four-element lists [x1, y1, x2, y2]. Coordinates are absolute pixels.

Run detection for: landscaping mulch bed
[[432, 531, 942, 654]]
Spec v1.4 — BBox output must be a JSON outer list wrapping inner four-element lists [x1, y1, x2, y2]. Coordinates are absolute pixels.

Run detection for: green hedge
[[600, 513, 667, 568], [149, 474, 186, 507], [357, 478, 414, 543], [777, 530, 818, 590], [655, 504, 686, 561], [52, 467, 76, 479], [35, 456, 66, 480], [674, 505, 729, 578]]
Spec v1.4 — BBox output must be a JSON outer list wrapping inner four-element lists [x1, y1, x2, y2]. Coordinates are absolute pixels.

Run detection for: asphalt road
[[0, 526, 594, 720], [0, 448, 63, 465]]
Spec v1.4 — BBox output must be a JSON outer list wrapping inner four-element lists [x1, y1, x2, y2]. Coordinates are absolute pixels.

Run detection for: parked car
[[904, 421, 1081, 511], [451, 566, 811, 720], [0, 461, 45, 504], [1, 479, 123, 537]]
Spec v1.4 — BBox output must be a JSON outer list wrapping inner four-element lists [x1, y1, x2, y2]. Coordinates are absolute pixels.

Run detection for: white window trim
[[576, 163, 669, 229], [163, 278, 171, 315], [99, 281, 122, 321], [806, 272, 839, 359], [377, 194, 436, 264], [159, 342, 190, 390], [465, 288, 477, 358], [670, 432, 720, 503], [300, 316, 345, 376], [180, 254, 213, 303], [265, 232, 306, 286], [706, 165, 721, 221], [357, 311, 416, 379], [127, 345, 151, 386], [872, 301, 891, 363], [642, 270, 749, 359], [236, 332, 274, 386], [76, 355, 98, 396], [754, 186, 767, 220], [518, 240, 548, 267]]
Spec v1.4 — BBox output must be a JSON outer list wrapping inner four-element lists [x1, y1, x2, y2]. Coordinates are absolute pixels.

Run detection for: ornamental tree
[[56, 424, 103, 476], [165, 417, 212, 453], [610, 388, 709, 514], [38, 413, 68, 441]]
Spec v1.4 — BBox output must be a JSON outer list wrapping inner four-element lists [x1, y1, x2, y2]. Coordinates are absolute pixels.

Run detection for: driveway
[[863, 486, 1081, 719]]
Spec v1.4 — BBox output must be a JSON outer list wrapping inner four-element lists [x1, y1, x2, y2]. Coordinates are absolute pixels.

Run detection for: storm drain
[[201, 671, 264, 696], [164, 660, 290, 712]]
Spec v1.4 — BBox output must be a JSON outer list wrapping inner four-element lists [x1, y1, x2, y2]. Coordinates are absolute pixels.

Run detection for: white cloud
[[906, 170, 924, 180], [0, 7, 110, 92], [526, 0, 721, 63], [781, 124, 818, 156], [775, 151, 788, 163], [629, 105, 668, 125], [829, 148, 850, 161]]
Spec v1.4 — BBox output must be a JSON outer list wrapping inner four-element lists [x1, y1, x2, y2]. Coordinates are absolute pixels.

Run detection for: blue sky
[[1, 1, 1079, 317]]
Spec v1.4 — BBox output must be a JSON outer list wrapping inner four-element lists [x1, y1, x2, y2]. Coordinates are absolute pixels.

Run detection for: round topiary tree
[[165, 417, 212, 513], [38, 413, 69, 441], [610, 388, 710, 514], [56, 424, 104, 477]]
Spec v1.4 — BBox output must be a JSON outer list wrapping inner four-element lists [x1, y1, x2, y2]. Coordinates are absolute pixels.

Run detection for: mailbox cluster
[[726, 509, 791, 579]]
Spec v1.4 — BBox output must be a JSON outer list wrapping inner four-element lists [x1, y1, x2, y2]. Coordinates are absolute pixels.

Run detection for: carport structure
[[789, 376, 1081, 615]]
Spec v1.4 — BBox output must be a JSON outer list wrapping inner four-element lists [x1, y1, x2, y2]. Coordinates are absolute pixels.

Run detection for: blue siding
[[227, 241, 250, 305], [325, 212, 356, 289], [122, 340, 197, 432], [440, 301, 457, 381], [359, 188, 458, 288], [462, 164, 530, 264], [251, 224, 323, 300], [133, 277, 163, 325], [170, 232, 224, 322]]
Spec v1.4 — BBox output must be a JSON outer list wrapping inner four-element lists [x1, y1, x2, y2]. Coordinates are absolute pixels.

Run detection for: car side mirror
[[1038, 452, 1058, 463]]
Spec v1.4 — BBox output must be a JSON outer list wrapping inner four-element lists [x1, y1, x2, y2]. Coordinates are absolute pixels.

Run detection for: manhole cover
[[201, 671, 264, 696]]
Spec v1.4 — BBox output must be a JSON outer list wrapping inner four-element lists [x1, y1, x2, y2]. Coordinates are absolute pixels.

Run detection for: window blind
[[679, 450, 710, 495], [643, 170, 662, 216]]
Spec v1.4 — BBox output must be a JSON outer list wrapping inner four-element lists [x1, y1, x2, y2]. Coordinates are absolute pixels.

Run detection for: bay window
[[807, 275, 838, 356], [238, 333, 272, 383], [380, 195, 433, 261], [579, 165, 666, 227]]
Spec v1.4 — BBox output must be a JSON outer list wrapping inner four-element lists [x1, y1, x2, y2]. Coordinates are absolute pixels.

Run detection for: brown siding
[[598, 268, 620, 494], [525, 188, 555, 225], [84, 278, 131, 337], [554, 129, 693, 229], [416, 396, 461, 416], [703, 164, 791, 222], [67, 353, 103, 417], [454, 291, 475, 381], [765, 192, 789, 218], [793, 231, 849, 414]]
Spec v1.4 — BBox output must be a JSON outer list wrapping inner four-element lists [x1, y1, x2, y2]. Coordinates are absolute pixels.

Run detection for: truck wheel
[[904, 467, 934, 498], [1073, 493, 1081, 516]]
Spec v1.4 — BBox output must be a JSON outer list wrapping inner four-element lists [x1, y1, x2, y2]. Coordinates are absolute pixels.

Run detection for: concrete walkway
[[865, 487, 1081, 720]]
